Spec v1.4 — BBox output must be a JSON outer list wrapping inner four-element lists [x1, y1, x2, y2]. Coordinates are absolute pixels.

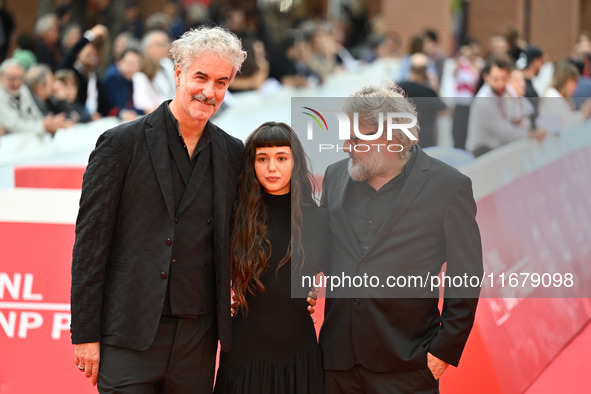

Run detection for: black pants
[[325, 364, 439, 394], [98, 313, 217, 394]]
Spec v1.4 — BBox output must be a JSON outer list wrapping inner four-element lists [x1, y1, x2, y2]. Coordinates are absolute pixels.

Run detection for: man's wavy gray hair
[[170, 26, 247, 80], [343, 81, 420, 153]]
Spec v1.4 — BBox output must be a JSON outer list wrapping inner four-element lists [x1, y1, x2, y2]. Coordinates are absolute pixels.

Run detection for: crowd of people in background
[[0, 1, 590, 159], [461, 28, 591, 157]]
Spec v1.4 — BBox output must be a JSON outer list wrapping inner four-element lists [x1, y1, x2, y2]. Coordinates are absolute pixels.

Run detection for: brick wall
[[582, 0, 591, 33], [529, 0, 580, 60], [467, 0, 580, 60], [379, 0, 582, 60], [381, 0, 454, 56], [467, 0, 524, 57], [5, 0, 37, 58]]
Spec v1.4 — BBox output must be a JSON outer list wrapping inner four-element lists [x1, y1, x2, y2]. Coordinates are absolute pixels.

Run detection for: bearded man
[[319, 82, 483, 394]]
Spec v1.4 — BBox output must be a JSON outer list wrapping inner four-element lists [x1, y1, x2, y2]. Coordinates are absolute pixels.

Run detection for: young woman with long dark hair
[[214, 121, 329, 394]]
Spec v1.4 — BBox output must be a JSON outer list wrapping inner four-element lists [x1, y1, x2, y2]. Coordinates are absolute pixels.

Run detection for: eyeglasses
[[4, 75, 24, 82], [348, 136, 363, 146], [348, 133, 381, 146]]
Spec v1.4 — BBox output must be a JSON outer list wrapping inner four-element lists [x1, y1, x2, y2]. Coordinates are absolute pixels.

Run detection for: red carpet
[[524, 320, 591, 394]]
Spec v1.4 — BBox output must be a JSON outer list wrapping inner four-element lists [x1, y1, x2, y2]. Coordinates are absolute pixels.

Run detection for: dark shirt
[[268, 48, 297, 82], [33, 95, 83, 121], [524, 78, 539, 98], [343, 146, 417, 257], [48, 97, 92, 123], [119, 19, 143, 39], [524, 78, 540, 125], [0, 9, 15, 60], [268, 48, 317, 83], [32, 95, 50, 116], [397, 81, 446, 148], [573, 77, 591, 109], [102, 64, 142, 116], [162, 103, 215, 317], [36, 38, 59, 71]]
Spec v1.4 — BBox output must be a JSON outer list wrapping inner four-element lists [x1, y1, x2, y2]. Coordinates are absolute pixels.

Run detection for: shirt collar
[[164, 101, 213, 157]]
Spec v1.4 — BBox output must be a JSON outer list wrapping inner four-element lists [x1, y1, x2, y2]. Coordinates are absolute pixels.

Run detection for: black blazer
[[71, 102, 243, 351], [319, 146, 483, 372]]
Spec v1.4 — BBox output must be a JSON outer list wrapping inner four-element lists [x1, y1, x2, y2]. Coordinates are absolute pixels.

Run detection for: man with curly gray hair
[[320, 82, 483, 393], [71, 26, 246, 393]]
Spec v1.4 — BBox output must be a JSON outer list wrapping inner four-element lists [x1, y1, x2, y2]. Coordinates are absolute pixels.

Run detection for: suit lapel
[[168, 138, 191, 186], [145, 105, 175, 220], [210, 127, 229, 246], [175, 144, 211, 217], [365, 147, 430, 254], [333, 164, 362, 258]]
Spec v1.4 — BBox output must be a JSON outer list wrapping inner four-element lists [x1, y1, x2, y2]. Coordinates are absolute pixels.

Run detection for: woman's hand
[[230, 293, 240, 316], [307, 288, 318, 324]]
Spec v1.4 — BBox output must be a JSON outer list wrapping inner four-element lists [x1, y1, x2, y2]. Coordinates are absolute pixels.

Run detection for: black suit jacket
[[319, 146, 483, 372], [71, 102, 243, 351]]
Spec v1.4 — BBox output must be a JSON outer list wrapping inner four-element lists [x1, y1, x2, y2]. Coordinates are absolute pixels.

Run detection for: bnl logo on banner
[[302, 107, 417, 152]]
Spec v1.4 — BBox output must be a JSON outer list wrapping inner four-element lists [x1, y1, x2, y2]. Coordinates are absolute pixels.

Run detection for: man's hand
[[43, 113, 74, 135], [90, 24, 109, 42], [119, 109, 139, 122], [427, 352, 449, 380], [307, 288, 318, 324], [529, 128, 547, 141], [74, 342, 101, 386]]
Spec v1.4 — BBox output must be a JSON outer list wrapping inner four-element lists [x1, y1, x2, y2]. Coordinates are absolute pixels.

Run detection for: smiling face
[[173, 52, 233, 125], [254, 146, 292, 195]]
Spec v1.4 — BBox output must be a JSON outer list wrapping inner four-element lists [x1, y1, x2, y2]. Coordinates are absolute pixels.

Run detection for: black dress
[[214, 192, 329, 394]]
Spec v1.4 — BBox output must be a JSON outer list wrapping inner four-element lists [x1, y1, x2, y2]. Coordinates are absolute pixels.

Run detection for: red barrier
[[440, 146, 591, 393], [0, 222, 94, 394], [14, 166, 86, 189]]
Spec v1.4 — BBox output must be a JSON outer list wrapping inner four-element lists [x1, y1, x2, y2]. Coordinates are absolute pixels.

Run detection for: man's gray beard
[[348, 158, 371, 181], [347, 152, 388, 182]]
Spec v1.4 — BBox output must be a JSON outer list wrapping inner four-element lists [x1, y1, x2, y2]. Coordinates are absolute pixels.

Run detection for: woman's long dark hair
[[231, 121, 316, 316]]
